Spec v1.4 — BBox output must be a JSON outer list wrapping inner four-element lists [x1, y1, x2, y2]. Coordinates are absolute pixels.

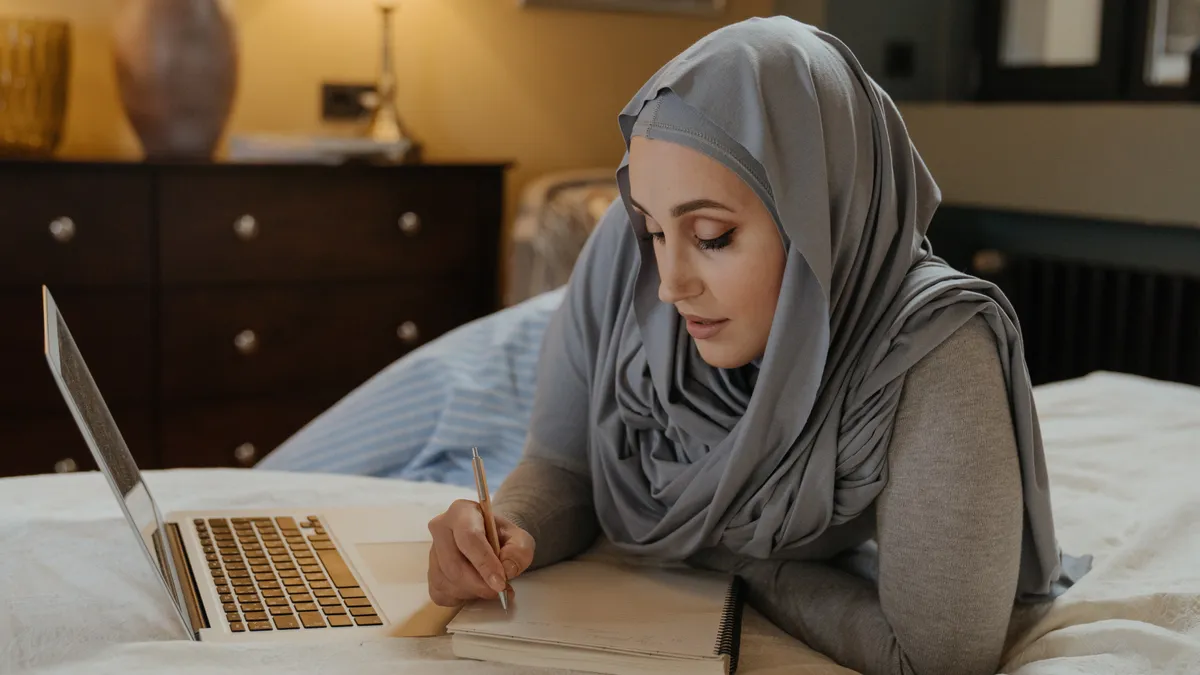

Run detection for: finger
[[431, 515, 496, 599], [453, 520, 508, 593], [496, 522, 535, 580], [428, 542, 491, 604]]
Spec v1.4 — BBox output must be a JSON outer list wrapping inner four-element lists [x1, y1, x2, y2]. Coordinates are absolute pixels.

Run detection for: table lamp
[[364, 1, 415, 152]]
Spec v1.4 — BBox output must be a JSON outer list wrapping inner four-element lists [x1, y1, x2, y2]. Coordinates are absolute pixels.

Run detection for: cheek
[[710, 251, 783, 323]]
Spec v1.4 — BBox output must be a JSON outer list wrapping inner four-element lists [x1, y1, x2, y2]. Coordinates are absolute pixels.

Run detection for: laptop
[[41, 285, 459, 641]]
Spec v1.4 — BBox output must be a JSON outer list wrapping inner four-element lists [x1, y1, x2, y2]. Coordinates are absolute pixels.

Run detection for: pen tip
[[472, 446, 480, 459], [499, 590, 509, 613]]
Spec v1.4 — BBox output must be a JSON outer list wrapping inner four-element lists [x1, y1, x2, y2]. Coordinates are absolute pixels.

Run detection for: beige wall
[[1, 0, 820, 227], [4, 0, 1195, 229], [900, 103, 1200, 228]]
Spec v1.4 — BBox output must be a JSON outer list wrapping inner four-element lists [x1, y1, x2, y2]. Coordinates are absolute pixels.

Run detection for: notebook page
[[448, 557, 732, 660]]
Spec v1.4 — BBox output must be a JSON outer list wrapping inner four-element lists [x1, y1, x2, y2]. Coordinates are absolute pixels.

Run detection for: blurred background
[[0, 0, 1197, 477]]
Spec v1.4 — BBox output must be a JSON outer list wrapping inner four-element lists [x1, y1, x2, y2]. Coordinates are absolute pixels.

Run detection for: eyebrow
[[629, 197, 735, 219]]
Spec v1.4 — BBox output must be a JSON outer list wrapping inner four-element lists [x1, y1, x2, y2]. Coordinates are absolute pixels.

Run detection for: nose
[[657, 242, 702, 305]]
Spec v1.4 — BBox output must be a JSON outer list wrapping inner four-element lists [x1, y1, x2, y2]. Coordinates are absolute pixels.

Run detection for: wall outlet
[[321, 82, 376, 121]]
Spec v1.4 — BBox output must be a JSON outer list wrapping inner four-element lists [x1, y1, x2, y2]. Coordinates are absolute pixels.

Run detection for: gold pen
[[471, 447, 509, 612]]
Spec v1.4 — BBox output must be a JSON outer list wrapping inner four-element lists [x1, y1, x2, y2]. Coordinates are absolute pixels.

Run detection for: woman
[[425, 17, 1088, 675]]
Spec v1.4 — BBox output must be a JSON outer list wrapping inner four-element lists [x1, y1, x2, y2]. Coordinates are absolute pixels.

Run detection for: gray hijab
[[528, 17, 1069, 600]]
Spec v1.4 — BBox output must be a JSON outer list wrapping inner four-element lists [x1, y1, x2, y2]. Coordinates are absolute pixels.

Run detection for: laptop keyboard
[[196, 516, 382, 632]]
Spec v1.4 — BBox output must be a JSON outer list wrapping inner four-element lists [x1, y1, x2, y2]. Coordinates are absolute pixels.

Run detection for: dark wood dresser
[[0, 159, 506, 478]]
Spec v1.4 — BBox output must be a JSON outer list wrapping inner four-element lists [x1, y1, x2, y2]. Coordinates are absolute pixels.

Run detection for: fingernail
[[503, 560, 519, 579], [489, 574, 505, 592]]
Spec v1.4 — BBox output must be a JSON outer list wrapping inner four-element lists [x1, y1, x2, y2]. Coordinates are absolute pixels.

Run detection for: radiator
[[970, 250, 1200, 387]]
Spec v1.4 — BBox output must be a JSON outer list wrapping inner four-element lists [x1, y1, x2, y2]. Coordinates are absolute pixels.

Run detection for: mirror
[[1144, 0, 1200, 86], [999, 0, 1105, 67]]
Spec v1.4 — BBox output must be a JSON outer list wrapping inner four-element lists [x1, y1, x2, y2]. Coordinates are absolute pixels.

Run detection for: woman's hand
[[427, 499, 536, 607]]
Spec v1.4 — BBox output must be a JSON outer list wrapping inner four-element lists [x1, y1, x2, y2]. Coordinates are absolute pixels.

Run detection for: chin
[[695, 342, 756, 369]]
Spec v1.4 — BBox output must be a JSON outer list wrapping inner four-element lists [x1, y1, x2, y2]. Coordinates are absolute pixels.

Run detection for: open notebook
[[446, 549, 745, 675]]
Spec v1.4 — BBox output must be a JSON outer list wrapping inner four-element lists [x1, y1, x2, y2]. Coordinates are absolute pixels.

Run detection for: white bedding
[[1, 371, 1197, 675]]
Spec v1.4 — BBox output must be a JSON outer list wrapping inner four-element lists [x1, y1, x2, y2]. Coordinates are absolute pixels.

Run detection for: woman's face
[[628, 136, 786, 369]]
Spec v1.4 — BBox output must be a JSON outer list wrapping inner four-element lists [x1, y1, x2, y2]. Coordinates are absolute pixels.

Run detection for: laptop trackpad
[[355, 542, 428, 584], [354, 541, 460, 636]]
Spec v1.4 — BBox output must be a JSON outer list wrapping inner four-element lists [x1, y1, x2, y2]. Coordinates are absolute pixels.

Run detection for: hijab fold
[[530, 17, 1079, 600]]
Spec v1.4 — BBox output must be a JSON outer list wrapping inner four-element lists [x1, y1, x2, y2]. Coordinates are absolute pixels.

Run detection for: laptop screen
[[42, 287, 196, 638]]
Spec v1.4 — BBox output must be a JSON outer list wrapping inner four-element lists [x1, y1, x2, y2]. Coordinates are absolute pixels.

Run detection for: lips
[[681, 313, 729, 340]]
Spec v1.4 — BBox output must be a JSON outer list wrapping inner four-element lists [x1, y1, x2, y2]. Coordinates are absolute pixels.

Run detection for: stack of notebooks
[[446, 550, 745, 675]]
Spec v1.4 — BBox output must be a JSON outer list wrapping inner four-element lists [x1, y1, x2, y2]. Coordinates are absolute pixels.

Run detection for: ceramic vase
[[112, 0, 238, 159]]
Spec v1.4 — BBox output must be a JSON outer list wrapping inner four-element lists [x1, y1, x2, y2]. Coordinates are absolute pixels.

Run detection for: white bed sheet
[[1, 371, 1197, 675]]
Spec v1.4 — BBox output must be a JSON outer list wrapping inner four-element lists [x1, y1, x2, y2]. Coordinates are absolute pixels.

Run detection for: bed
[[2, 368, 1198, 675]]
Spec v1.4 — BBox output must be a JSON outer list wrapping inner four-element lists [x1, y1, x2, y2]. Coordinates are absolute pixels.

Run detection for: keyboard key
[[226, 563, 246, 571], [244, 611, 268, 621], [248, 621, 273, 631], [236, 593, 258, 603], [226, 612, 241, 622], [208, 561, 222, 570], [291, 594, 313, 604], [312, 542, 337, 551], [279, 570, 300, 579], [216, 585, 230, 595], [224, 603, 237, 613], [309, 581, 331, 590], [299, 611, 326, 629], [349, 606, 376, 617], [241, 603, 264, 613], [254, 573, 276, 583], [284, 580, 307, 590], [266, 597, 290, 607], [262, 589, 285, 598], [231, 518, 249, 524], [232, 578, 253, 587], [203, 546, 215, 554], [328, 615, 353, 627], [318, 596, 341, 606], [322, 605, 346, 615], [220, 594, 234, 603], [272, 556, 292, 564], [270, 606, 294, 616], [259, 581, 281, 590], [267, 548, 288, 556], [313, 589, 336, 598], [206, 554, 218, 562], [354, 615, 382, 626], [219, 547, 239, 556], [307, 535, 330, 543], [294, 602, 318, 612], [314, 527, 326, 535], [345, 597, 372, 608], [304, 574, 326, 583], [194, 518, 205, 526], [274, 615, 300, 630], [285, 537, 306, 546], [230, 622, 245, 632], [339, 587, 365, 599], [228, 570, 249, 579], [275, 517, 298, 530], [300, 565, 322, 574]]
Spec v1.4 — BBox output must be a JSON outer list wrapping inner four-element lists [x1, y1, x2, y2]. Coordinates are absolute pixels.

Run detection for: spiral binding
[[713, 575, 746, 674]]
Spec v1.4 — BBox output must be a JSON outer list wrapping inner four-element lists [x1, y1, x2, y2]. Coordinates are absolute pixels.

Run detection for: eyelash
[[641, 228, 736, 251]]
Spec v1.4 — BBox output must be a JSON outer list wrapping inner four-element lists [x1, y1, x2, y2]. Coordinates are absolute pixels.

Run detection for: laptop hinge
[[161, 522, 210, 632]]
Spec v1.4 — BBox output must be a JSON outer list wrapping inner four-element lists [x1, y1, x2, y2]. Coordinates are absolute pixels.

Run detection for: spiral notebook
[[446, 550, 745, 675]]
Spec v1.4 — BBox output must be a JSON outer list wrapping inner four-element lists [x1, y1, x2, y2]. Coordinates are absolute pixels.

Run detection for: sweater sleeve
[[692, 315, 1025, 675]]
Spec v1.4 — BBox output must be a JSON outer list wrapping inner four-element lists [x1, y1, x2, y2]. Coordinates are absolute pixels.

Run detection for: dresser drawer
[[160, 282, 480, 401], [0, 165, 152, 286], [160, 395, 337, 468], [0, 289, 154, 412], [158, 167, 490, 284], [0, 408, 155, 478]]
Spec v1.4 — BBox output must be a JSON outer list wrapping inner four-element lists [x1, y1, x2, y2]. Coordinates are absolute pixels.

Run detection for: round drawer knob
[[234, 214, 259, 240], [972, 249, 1007, 275], [398, 211, 421, 236], [233, 329, 259, 355], [49, 217, 76, 243], [396, 321, 420, 344], [54, 457, 78, 473], [233, 442, 258, 467]]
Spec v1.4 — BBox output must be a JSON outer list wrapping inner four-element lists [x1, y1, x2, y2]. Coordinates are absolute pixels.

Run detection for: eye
[[697, 227, 735, 251], [640, 230, 666, 244]]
